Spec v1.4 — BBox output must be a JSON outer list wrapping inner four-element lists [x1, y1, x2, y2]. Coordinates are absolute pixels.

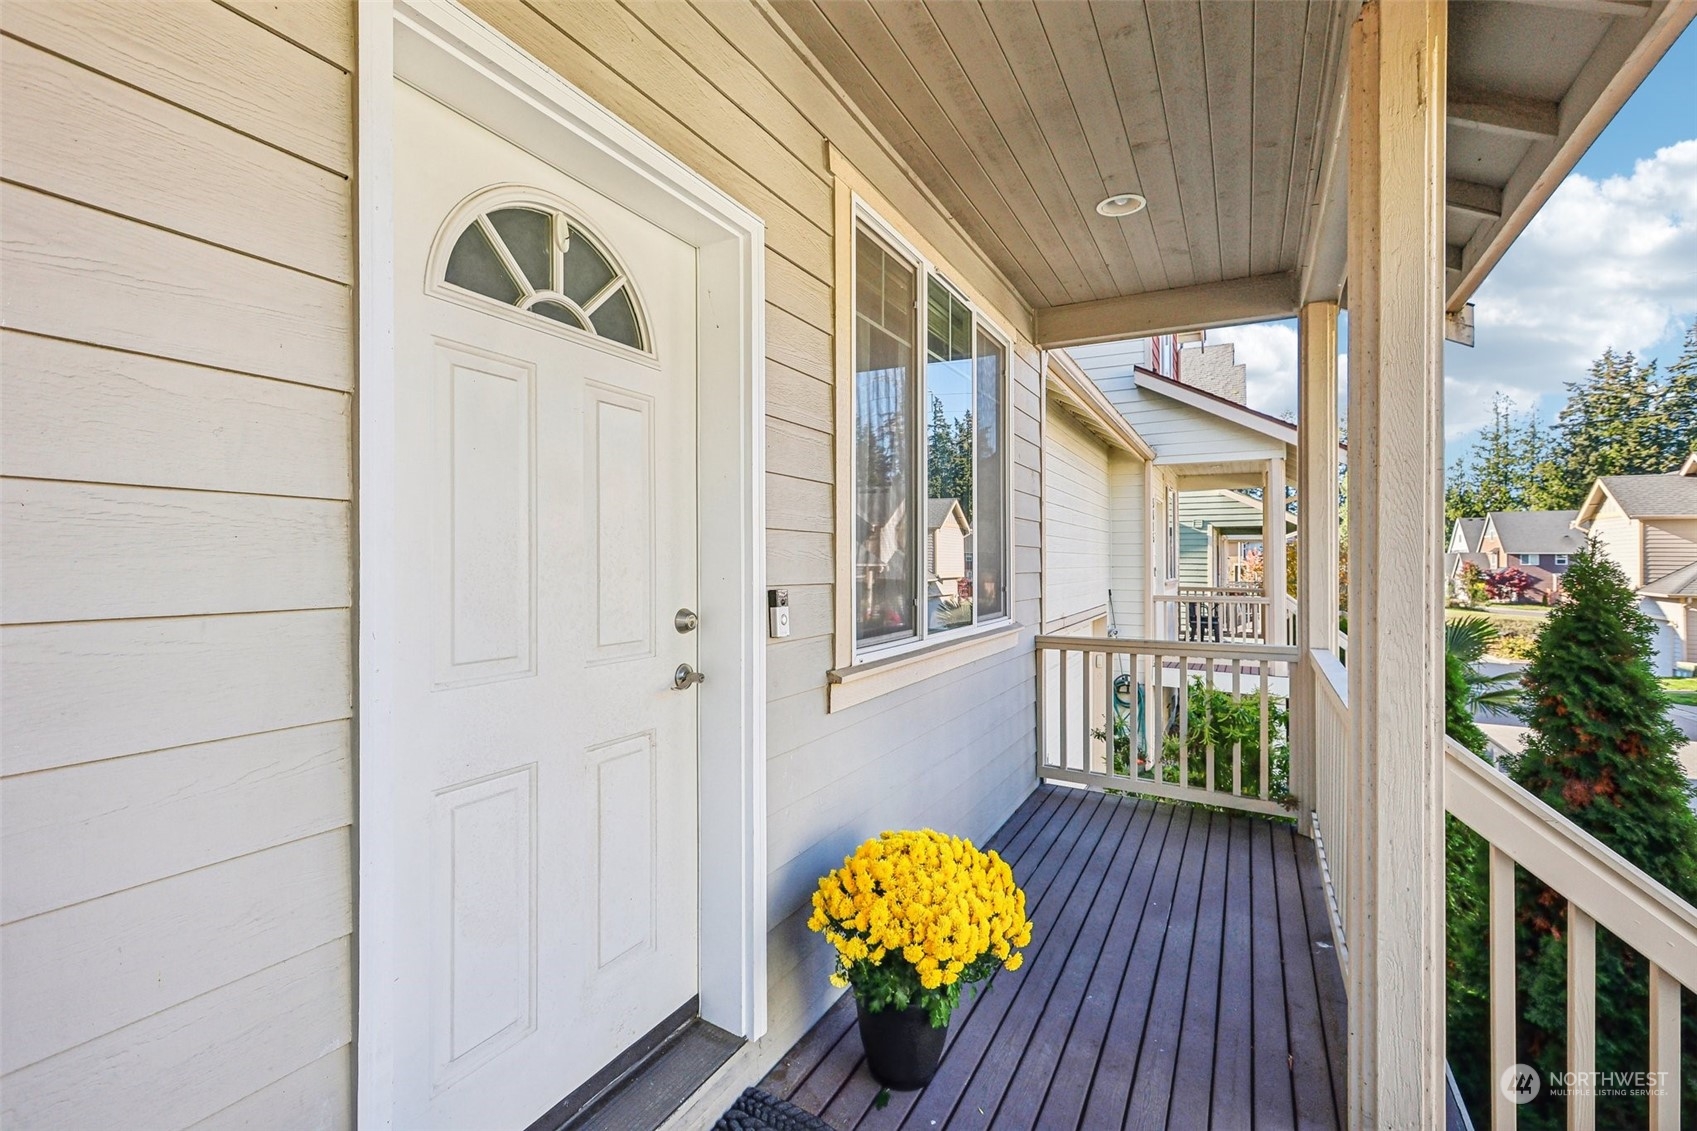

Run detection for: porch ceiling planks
[[761, 786, 1347, 1130], [774, 0, 1689, 344], [774, 0, 1335, 309]]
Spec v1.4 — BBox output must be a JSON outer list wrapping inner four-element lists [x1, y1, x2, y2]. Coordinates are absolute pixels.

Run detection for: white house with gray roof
[[1576, 464, 1697, 673]]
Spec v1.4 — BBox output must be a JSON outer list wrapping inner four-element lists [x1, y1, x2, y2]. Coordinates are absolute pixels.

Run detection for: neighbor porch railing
[[1154, 591, 1272, 645], [1035, 635, 1298, 818]]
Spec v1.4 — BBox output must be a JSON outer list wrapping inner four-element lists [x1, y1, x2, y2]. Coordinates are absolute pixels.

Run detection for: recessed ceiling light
[[1096, 192, 1147, 218]]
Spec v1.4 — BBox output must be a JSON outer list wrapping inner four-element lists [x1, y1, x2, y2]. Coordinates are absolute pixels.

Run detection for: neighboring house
[[1, 3, 1686, 1131], [1067, 346, 1307, 645], [1444, 516, 1490, 602], [923, 498, 969, 597], [1475, 510, 1585, 599], [1177, 489, 1298, 589], [1575, 468, 1697, 674]]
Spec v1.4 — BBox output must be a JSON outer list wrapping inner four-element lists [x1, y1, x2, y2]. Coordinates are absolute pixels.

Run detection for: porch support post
[[1346, 0, 1448, 1126], [1263, 457, 1287, 644], [1294, 300, 1339, 838]]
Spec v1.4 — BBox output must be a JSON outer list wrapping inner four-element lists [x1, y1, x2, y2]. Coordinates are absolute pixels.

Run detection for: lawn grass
[[1664, 677, 1697, 707]]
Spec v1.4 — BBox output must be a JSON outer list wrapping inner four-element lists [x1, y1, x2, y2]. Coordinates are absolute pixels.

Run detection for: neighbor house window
[[1553, 554, 1569, 566], [1165, 488, 1179, 580], [851, 218, 1010, 655], [1518, 553, 1538, 566]]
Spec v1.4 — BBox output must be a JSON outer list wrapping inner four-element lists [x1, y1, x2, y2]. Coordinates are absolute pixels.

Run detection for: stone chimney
[[1177, 335, 1247, 404]]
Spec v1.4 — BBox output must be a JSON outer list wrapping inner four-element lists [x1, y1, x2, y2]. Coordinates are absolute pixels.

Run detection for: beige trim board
[[827, 624, 1024, 713]]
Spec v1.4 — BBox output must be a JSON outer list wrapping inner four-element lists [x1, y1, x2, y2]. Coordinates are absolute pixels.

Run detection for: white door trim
[[356, 4, 768, 1126]]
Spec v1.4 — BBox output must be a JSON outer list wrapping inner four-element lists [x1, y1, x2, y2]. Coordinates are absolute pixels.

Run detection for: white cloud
[[1447, 139, 1697, 439], [1220, 140, 1696, 447]]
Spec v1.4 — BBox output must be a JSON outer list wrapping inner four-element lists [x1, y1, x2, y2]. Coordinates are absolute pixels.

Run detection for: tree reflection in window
[[443, 205, 646, 350]]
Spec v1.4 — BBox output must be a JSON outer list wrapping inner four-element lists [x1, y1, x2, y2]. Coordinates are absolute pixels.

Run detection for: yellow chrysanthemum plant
[[807, 829, 1034, 1028]]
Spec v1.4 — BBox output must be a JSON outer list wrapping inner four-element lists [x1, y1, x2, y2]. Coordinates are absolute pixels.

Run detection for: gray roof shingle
[[1485, 510, 1586, 555], [1598, 474, 1697, 518]]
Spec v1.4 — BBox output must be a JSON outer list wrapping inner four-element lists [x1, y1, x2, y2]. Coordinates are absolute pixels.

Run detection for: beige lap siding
[[1043, 406, 1114, 626], [0, 2, 355, 1128], [462, 0, 1043, 1095]]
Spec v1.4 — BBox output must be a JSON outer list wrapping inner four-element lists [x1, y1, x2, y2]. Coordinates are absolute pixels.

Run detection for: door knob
[[675, 608, 699, 633], [672, 663, 706, 690]]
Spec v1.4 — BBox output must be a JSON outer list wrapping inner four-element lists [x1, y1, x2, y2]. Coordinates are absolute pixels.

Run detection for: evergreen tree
[[1505, 545, 1697, 1127], [1543, 348, 1674, 508]]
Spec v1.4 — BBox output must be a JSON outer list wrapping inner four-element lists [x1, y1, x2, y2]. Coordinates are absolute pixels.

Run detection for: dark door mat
[[712, 1088, 838, 1131]]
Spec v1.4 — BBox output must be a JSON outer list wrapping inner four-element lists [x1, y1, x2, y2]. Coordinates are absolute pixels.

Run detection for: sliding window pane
[[926, 280, 975, 633], [974, 329, 1007, 620], [853, 229, 918, 648]]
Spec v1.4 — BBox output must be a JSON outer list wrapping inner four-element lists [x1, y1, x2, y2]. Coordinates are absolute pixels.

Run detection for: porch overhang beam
[[1445, 176, 1503, 220], [1501, 0, 1652, 16], [1446, 85, 1559, 139], [1447, 0, 1694, 312], [1033, 272, 1299, 349]]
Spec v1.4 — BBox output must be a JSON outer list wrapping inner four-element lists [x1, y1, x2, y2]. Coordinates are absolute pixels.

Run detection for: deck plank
[[762, 787, 1345, 1131], [1167, 810, 1232, 1129], [1274, 823, 1342, 1130], [1076, 805, 1198, 1128], [881, 792, 1121, 1129], [985, 801, 1160, 1128], [1030, 802, 1180, 1129], [1210, 816, 1257, 1130], [1250, 819, 1298, 1127], [1120, 808, 1215, 1131], [948, 798, 1150, 1125]]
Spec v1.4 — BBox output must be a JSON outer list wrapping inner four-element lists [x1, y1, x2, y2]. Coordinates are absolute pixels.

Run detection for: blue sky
[[1217, 26, 1696, 462]]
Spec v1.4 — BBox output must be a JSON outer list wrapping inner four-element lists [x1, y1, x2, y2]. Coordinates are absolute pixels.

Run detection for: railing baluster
[[1081, 646, 1094, 776], [1059, 646, 1070, 773], [1151, 649, 1164, 783], [1648, 962, 1680, 1131], [1231, 657, 1242, 795], [1568, 904, 1596, 1131], [1177, 654, 1189, 789], [1258, 658, 1270, 800], [1490, 845, 1517, 1131], [1103, 645, 1117, 783]]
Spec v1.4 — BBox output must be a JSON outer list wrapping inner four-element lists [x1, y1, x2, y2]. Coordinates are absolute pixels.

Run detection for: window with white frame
[[1518, 553, 1538, 566], [851, 216, 1010, 655], [1553, 554, 1569, 566]]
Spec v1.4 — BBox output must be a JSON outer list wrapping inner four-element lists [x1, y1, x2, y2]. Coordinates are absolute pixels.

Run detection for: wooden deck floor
[[760, 785, 1348, 1130]]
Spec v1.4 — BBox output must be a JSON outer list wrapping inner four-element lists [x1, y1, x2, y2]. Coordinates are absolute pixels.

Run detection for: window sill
[[826, 623, 1025, 713]]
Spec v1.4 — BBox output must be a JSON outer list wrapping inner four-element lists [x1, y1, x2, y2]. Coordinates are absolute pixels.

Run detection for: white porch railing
[[1154, 592, 1272, 645], [1308, 646, 1352, 972], [1445, 739, 1696, 1131], [1035, 635, 1298, 818], [1299, 646, 1693, 1129]]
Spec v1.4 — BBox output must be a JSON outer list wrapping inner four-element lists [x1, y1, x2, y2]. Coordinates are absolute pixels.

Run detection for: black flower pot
[[855, 998, 948, 1091]]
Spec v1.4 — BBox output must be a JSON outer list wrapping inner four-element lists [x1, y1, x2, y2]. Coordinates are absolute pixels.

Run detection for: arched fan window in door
[[441, 203, 647, 351]]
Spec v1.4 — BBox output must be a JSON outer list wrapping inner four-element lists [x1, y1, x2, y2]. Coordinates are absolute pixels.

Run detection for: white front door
[[390, 81, 700, 1129]]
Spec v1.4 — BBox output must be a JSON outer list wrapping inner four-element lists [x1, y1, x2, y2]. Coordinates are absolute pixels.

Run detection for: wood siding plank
[[185, 1046, 352, 1131], [0, 186, 352, 389], [1, 721, 351, 923], [0, 38, 350, 282], [215, 0, 353, 71], [1246, 1, 1307, 278], [1, 830, 351, 1074], [1147, 1, 1221, 285], [2, 480, 350, 623], [0, 0, 351, 173], [0, 333, 350, 499], [1, 609, 351, 775], [464, 0, 832, 285], [0, 940, 351, 1131]]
